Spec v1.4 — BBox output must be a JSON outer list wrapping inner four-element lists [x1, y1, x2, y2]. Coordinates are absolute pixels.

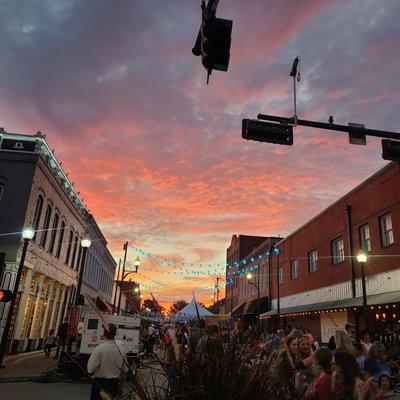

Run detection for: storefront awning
[[246, 297, 269, 315], [260, 290, 400, 318], [232, 302, 247, 316], [233, 297, 269, 316]]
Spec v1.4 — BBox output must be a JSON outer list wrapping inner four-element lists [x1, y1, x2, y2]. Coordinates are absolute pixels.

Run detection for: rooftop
[[0, 129, 87, 214]]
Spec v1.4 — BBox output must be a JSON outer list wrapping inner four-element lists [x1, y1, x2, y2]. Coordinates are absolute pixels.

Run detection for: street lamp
[[357, 251, 368, 330], [134, 256, 141, 273], [0, 227, 35, 368], [75, 236, 92, 305], [246, 268, 260, 327], [274, 246, 281, 326]]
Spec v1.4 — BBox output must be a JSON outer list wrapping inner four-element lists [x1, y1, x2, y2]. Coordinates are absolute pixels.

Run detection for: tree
[[169, 299, 188, 315], [142, 298, 163, 313]]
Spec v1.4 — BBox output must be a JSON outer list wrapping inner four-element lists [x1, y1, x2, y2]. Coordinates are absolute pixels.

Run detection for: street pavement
[[0, 382, 91, 400], [0, 350, 166, 399], [0, 349, 58, 379], [0, 350, 91, 399]]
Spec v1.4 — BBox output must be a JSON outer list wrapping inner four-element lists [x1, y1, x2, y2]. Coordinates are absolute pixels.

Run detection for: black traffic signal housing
[[0, 290, 13, 303], [242, 119, 294, 145], [192, 2, 232, 83], [382, 139, 400, 161]]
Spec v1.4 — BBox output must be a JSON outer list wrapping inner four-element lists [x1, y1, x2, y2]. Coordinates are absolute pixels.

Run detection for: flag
[[150, 292, 165, 322], [84, 294, 109, 332], [192, 291, 201, 322]]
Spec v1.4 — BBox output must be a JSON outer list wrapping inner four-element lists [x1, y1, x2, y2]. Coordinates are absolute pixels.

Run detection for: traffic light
[[192, 1, 233, 82], [242, 119, 294, 145], [382, 139, 400, 161], [0, 290, 13, 302]]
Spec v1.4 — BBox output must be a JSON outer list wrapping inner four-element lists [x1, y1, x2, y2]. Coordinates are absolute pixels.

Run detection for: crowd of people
[[140, 320, 400, 400], [42, 315, 400, 400]]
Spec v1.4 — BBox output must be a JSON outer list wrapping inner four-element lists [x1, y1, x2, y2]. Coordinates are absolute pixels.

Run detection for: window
[[39, 205, 52, 248], [278, 266, 283, 285], [32, 195, 44, 240], [380, 214, 394, 246], [56, 221, 65, 258], [290, 259, 298, 280], [65, 230, 73, 265], [0, 184, 4, 202], [70, 235, 78, 268], [332, 237, 345, 264], [308, 250, 318, 273], [48, 213, 59, 254], [359, 224, 371, 252]]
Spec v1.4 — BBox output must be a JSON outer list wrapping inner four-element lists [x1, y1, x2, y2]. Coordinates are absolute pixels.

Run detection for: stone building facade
[[0, 131, 116, 353]]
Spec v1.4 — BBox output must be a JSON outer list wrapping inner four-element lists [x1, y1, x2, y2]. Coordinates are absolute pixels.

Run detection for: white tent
[[172, 299, 214, 321]]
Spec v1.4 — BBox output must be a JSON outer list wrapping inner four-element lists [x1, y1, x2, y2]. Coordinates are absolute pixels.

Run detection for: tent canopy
[[172, 299, 214, 321]]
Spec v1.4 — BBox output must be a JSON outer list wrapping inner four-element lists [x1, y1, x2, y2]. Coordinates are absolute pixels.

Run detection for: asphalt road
[[0, 381, 91, 400]]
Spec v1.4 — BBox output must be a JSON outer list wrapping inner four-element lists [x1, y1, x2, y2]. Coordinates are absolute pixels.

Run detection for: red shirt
[[303, 373, 332, 400]]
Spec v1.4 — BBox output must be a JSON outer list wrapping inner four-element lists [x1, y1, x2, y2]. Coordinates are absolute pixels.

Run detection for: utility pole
[[117, 242, 128, 315], [112, 259, 121, 314]]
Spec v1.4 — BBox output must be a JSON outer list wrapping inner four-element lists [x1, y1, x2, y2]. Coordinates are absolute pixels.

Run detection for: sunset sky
[[1, 0, 399, 307]]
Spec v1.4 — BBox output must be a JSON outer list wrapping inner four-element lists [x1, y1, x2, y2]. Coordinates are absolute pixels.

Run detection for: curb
[[4, 350, 43, 360]]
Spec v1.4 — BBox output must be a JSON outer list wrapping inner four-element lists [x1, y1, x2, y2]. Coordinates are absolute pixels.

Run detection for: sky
[[1, 0, 399, 307]]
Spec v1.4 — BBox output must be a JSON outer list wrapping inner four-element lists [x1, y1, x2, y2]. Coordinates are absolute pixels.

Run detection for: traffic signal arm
[[257, 114, 400, 141]]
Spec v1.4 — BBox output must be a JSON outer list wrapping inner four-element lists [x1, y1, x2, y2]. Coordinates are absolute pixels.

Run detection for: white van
[[80, 314, 141, 355]]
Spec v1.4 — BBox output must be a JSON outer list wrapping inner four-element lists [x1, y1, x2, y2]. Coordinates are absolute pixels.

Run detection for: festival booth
[[171, 299, 214, 322]]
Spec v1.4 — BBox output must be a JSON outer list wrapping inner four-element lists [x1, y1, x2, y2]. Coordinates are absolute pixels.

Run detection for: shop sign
[[320, 311, 348, 343], [1, 138, 36, 152]]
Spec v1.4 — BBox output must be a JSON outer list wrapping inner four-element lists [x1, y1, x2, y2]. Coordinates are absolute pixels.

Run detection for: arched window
[[48, 213, 59, 254], [71, 235, 78, 269], [32, 195, 44, 240], [65, 230, 73, 265], [39, 205, 52, 247], [0, 183, 4, 202], [56, 221, 65, 258]]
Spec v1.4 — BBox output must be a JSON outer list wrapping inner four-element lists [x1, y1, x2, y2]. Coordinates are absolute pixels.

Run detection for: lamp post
[[357, 251, 368, 331], [246, 269, 260, 327], [0, 227, 35, 368], [117, 241, 141, 315], [75, 236, 92, 305], [274, 246, 281, 327]]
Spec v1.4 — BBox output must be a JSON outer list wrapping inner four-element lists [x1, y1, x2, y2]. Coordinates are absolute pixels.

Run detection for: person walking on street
[[87, 323, 128, 400], [54, 318, 69, 359], [43, 329, 56, 358], [76, 318, 85, 356]]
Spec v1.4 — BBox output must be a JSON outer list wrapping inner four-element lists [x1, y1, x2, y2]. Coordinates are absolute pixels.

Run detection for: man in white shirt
[[87, 324, 128, 400]]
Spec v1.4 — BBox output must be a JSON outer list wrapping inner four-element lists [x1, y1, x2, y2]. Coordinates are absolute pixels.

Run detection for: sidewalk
[[0, 349, 59, 380]]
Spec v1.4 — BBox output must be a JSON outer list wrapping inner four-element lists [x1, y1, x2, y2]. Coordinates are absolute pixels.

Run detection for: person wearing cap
[[87, 323, 128, 400]]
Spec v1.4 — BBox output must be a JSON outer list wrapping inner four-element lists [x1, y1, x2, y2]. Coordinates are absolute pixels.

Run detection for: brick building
[[225, 235, 281, 320], [0, 131, 116, 353], [258, 161, 400, 343]]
